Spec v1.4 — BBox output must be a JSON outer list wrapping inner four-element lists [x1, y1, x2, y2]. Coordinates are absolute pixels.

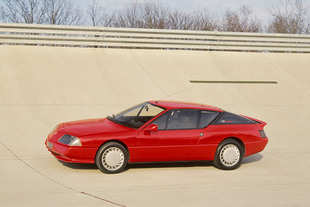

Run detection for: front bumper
[[45, 139, 97, 164]]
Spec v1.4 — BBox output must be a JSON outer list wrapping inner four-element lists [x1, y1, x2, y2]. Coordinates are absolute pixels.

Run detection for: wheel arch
[[220, 137, 245, 156], [213, 137, 245, 170], [95, 139, 129, 162]]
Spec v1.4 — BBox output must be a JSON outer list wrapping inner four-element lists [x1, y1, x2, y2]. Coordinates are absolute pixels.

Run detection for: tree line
[[0, 0, 309, 34]]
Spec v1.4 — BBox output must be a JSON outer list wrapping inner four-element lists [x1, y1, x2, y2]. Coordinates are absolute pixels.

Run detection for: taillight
[[259, 130, 267, 138]]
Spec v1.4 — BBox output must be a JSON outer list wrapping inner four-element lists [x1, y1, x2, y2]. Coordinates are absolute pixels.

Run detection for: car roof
[[148, 100, 223, 112]]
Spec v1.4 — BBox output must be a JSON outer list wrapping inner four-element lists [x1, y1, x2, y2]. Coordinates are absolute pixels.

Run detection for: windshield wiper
[[107, 114, 115, 120]]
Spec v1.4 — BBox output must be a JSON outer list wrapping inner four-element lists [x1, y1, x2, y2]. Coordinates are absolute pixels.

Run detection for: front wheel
[[95, 142, 129, 174], [213, 139, 244, 170]]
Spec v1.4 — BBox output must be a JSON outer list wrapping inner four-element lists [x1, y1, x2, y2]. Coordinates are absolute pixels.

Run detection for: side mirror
[[143, 124, 158, 133]]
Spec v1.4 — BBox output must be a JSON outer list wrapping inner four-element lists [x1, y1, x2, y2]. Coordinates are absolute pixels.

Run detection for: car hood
[[61, 118, 134, 137]]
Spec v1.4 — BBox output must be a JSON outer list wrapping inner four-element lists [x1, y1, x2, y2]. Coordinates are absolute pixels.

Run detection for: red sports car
[[45, 101, 268, 173]]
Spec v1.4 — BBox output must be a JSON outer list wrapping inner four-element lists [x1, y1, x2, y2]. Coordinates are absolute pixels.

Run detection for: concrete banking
[[0, 45, 309, 206]]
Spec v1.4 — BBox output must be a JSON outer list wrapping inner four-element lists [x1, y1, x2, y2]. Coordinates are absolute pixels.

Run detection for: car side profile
[[45, 101, 268, 173]]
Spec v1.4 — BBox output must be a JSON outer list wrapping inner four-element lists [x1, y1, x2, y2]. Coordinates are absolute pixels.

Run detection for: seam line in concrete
[[265, 152, 310, 168], [0, 104, 129, 106], [162, 86, 193, 99], [261, 53, 310, 97], [0, 104, 308, 108], [129, 50, 169, 96], [189, 80, 278, 84], [0, 139, 126, 207]]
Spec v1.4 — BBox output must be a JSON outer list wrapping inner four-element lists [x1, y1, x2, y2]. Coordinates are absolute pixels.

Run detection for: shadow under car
[[57, 153, 263, 171]]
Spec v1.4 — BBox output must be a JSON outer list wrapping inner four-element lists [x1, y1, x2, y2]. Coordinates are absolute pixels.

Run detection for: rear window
[[199, 110, 220, 128], [215, 112, 257, 125]]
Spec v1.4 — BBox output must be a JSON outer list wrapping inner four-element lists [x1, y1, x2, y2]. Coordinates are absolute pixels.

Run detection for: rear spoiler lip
[[241, 115, 267, 126]]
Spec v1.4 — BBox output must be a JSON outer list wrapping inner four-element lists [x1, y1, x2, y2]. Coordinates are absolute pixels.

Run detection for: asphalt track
[[0, 45, 309, 206]]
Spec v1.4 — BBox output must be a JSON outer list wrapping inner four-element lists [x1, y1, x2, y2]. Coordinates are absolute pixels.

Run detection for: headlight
[[58, 134, 82, 146]]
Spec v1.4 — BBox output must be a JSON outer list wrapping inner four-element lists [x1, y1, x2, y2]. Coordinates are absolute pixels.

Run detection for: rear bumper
[[244, 137, 268, 157], [45, 139, 97, 163]]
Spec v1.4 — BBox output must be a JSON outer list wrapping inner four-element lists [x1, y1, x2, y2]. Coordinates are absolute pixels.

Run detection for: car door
[[194, 110, 221, 160], [137, 109, 201, 162]]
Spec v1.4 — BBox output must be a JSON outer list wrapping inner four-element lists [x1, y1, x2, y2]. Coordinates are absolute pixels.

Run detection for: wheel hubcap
[[220, 144, 240, 167], [102, 147, 124, 171]]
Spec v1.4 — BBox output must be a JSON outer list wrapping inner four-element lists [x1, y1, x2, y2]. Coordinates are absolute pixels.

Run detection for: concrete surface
[[0, 45, 309, 206]]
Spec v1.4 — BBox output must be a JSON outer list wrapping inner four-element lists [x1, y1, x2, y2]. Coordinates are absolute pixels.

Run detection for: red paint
[[45, 101, 268, 165]]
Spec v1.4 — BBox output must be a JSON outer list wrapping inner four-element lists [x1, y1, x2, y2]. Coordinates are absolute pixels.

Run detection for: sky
[[1, 0, 310, 25], [87, 0, 279, 15], [74, 0, 310, 24]]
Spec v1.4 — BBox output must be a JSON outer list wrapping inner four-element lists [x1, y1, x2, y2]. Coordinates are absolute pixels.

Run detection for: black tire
[[95, 142, 129, 174], [213, 139, 244, 170]]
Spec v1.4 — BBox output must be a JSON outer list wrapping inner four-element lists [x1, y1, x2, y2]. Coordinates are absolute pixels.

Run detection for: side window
[[199, 111, 219, 128], [167, 110, 198, 130], [151, 112, 168, 130], [215, 111, 257, 125]]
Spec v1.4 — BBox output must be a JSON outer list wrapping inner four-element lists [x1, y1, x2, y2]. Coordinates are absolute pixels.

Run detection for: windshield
[[108, 102, 165, 129]]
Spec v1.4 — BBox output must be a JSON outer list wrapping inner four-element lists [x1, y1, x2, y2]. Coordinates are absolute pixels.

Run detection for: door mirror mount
[[143, 124, 158, 133]]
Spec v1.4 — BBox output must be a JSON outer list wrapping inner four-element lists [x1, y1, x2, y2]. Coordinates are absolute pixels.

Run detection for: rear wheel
[[213, 139, 243, 170], [95, 142, 128, 174]]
